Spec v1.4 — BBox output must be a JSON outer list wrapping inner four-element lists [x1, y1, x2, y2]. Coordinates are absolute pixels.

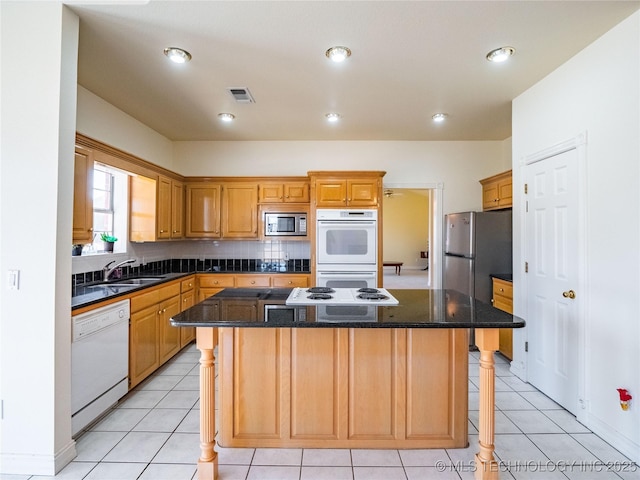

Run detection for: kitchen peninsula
[[171, 288, 525, 480]]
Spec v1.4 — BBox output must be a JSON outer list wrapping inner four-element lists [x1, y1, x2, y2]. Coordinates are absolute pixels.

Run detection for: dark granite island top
[[170, 288, 525, 329], [174, 288, 524, 480]]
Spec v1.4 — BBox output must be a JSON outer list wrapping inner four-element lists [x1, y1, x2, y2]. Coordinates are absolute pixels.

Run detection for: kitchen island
[[171, 288, 525, 480]]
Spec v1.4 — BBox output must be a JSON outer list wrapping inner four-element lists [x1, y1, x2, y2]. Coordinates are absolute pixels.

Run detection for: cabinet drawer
[[198, 275, 235, 288], [493, 295, 513, 313], [181, 276, 195, 293], [236, 275, 271, 288], [272, 275, 309, 288], [493, 279, 513, 299], [131, 288, 161, 313], [157, 282, 181, 302]]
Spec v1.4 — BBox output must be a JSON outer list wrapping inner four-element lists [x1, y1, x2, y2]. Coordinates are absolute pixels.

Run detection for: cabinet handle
[[88, 228, 93, 232], [288, 281, 293, 285], [251, 280, 256, 285], [499, 288, 504, 292], [214, 281, 219, 285], [158, 310, 162, 315]]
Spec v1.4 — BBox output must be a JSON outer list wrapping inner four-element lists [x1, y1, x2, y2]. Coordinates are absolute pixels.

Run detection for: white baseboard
[[0, 439, 76, 476], [585, 412, 640, 464]]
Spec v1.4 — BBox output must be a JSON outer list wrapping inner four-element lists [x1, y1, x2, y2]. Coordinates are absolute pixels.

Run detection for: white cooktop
[[286, 287, 399, 306]]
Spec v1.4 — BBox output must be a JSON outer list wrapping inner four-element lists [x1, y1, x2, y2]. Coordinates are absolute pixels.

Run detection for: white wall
[[77, 86, 174, 171], [512, 11, 640, 462], [0, 3, 78, 474], [175, 140, 505, 215]]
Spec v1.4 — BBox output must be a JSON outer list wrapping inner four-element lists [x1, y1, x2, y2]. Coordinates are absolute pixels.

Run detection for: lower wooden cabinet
[[129, 280, 182, 388], [218, 327, 468, 448], [197, 273, 310, 301], [492, 277, 514, 359], [180, 276, 196, 347]]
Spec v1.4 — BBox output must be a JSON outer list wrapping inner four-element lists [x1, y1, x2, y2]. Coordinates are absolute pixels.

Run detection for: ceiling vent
[[227, 87, 255, 103]]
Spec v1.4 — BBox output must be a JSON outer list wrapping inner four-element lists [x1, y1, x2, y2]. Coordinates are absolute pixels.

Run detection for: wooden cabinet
[[180, 276, 196, 347], [480, 170, 512, 211], [309, 171, 384, 208], [197, 274, 235, 302], [157, 176, 184, 239], [197, 273, 310, 300], [218, 327, 468, 448], [185, 183, 222, 238], [222, 183, 258, 238], [129, 280, 181, 388], [186, 182, 257, 239], [259, 182, 310, 203], [130, 175, 183, 242], [72, 146, 94, 244], [272, 274, 309, 288], [492, 277, 514, 360]]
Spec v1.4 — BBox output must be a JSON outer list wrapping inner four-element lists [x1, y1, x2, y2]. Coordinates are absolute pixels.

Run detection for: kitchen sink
[[85, 277, 165, 289]]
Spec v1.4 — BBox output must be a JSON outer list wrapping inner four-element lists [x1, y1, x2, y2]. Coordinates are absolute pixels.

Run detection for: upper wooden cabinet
[[185, 183, 222, 238], [73, 146, 94, 244], [222, 183, 259, 238], [309, 171, 385, 208], [259, 182, 310, 203], [480, 170, 512, 211], [130, 174, 183, 242], [157, 176, 184, 239]]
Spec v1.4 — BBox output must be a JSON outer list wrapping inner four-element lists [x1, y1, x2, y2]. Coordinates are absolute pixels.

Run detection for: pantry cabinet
[[480, 170, 512, 211], [259, 182, 310, 203], [130, 174, 184, 242], [73, 146, 94, 244], [492, 277, 514, 359]]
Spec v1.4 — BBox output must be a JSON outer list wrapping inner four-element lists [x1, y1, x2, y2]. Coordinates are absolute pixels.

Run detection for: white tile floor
[[5, 344, 638, 480]]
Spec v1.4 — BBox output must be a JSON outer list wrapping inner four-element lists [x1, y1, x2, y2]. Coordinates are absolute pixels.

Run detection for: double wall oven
[[316, 209, 378, 289]]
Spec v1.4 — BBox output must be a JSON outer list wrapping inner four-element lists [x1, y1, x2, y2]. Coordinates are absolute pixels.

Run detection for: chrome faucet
[[103, 258, 136, 281]]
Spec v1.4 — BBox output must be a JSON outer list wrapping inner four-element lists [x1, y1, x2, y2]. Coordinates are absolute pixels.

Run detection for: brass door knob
[[562, 290, 576, 299]]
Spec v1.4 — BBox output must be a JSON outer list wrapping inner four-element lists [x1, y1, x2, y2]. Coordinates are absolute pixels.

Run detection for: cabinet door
[[497, 179, 513, 209], [220, 300, 258, 321], [259, 183, 284, 203], [72, 146, 94, 243], [159, 294, 182, 364], [482, 181, 500, 210], [347, 179, 378, 207], [198, 287, 224, 302], [316, 180, 347, 207], [171, 180, 184, 238], [185, 183, 221, 238], [180, 290, 196, 347], [130, 304, 160, 388], [222, 183, 258, 238], [157, 175, 172, 239], [130, 175, 157, 242], [283, 182, 309, 203]]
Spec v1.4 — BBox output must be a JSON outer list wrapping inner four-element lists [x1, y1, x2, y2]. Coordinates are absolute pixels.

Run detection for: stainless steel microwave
[[264, 212, 307, 237]]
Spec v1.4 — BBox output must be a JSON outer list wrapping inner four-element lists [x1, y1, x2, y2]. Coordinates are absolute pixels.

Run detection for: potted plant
[[100, 233, 118, 252]]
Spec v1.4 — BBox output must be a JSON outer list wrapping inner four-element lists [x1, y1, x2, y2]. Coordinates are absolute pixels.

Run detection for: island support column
[[196, 328, 218, 480], [474, 328, 500, 480]]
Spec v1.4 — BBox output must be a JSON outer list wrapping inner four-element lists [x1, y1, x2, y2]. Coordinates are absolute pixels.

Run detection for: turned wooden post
[[196, 327, 218, 480], [474, 328, 500, 480]]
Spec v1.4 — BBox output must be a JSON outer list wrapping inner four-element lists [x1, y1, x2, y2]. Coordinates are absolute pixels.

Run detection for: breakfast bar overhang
[[171, 288, 525, 480]]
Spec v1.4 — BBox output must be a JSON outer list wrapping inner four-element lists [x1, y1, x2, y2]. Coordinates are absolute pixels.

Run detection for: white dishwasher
[[71, 299, 130, 436]]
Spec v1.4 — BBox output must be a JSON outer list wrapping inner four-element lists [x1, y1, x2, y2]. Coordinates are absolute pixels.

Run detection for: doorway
[[523, 136, 586, 415], [381, 184, 442, 289]]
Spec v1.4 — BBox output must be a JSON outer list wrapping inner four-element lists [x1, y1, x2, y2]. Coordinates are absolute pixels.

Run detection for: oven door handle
[[317, 271, 377, 276], [317, 221, 377, 226]]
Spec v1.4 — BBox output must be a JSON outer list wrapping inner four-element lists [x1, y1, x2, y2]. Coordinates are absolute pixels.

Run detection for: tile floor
[[4, 344, 638, 480]]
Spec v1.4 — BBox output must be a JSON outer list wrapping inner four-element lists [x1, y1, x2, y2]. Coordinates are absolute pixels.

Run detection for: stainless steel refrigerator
[[444, 211, 512, 345]]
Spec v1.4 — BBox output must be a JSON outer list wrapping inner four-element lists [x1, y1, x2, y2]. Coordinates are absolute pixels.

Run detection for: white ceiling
[[68, 0, 640, 142]]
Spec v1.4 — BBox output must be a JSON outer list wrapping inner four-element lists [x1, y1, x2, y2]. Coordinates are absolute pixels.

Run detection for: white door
[[525, 147, 580, 414]]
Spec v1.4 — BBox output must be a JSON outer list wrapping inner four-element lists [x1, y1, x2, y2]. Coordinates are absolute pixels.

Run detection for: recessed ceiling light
[[218, 113, 235, 122], [325, 46, 351, 63], [163, 47, 192, 64], [432, 113, 448, 123], [325, 113, 341, 122], [486, 46, 515, 63]]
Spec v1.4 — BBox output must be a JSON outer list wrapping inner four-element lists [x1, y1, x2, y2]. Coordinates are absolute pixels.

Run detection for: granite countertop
[[72, 270, 311, 310], [170, 288, 526, 329], [490, 273, 513, 282]]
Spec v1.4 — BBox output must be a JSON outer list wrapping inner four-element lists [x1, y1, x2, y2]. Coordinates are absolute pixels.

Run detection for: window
[[84, 163, 129, 255], [93, 165, 115, 248]]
